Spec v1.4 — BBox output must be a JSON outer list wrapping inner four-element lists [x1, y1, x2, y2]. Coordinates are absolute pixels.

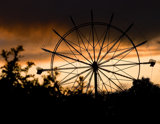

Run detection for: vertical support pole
[[92, 61, 98, 98], [94, 70, 98, 98]]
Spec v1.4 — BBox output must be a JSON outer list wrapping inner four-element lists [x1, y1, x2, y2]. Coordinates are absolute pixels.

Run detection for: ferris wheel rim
[[50, 21, 141, 84]]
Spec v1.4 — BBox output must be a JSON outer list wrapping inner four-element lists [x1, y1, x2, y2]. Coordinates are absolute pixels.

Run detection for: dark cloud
[[0, 1, 159, 21], [0, 0, 160, 62], [0, 0, 160, 37]]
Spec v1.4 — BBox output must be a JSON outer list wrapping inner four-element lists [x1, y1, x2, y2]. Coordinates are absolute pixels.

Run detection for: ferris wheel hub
[[91, 61, 99, 72]]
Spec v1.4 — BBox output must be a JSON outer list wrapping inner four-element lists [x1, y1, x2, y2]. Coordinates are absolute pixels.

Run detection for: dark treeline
[[0, 46, 160, 122]]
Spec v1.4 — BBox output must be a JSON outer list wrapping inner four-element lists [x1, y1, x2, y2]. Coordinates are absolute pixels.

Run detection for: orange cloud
[[0, 22, 70, 63]]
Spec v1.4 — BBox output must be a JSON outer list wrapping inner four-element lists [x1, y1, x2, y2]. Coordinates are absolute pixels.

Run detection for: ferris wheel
[[37, 11, 156, 95]]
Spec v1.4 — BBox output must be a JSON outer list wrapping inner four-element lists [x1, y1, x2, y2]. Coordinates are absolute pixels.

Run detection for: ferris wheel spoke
[[60, 68, 91, 85], [108, 80, 113, 92], [97, 71, 108, 92], [113, 58, 135, 63], [112, 73, 125, 90], [96, 15, 114, 49], [70, 16, 82, 52], [81, 70, 92, 83], [38, 66, 89, 72], [97, 13, 114, 62], [109, 48, 131, 54], [113, 48, 133, 66], [115, 65, 137, 74], [79, 30, 94, 47], [62, 76, 80, 87], [70, 76, 79, 91], [65, 38, 86, 52], [98, 23, 134, 63], [64, 42, 79, 60], [99, 48, 132, 66], [92, 22, 103, 54], [94, 28, 106, 48], [111, 39, 121, 60], [114, 66, 134, 79], [42, 48, 91, 66], [72, 21, 93, 47], [99, 67, 134, 80], [86, 71, 94, 93], [74, 25, 94, 62], [90, 10, 96, 61], [69, 70, 92, 91], [93, 27, 100, 49], [70, 16, 94, 62], [108, 78, 131, 81], [57, 66, 91, 70], [70, 16, 86, 52], [99, 40, 148, 66], [58, 55, 76, 68], [59, 69, 77, 84], [61, 81, 76, 86], [72, 19, 93, 48], [58, 70, 78, 75], [113, 61, 155, 79], [78, 31, 94, 62], [57, 52, 79, 55], [58, 61, 77, 68], [98, 69, 123, 91], [87, 25, 92, 48], [101, 39, 116, 51], [53, 29, 92, 64], [98, 86, 104, 93], [100, 62, 138, 68], [100, 61, 151, 68]]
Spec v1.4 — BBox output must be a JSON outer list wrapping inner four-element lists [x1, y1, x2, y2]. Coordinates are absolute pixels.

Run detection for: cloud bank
[[0, 0, 160, 63]]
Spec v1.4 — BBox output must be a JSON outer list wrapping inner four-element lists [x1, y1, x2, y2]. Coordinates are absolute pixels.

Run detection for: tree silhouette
[[0, 46, 61, 98], [0, 45, 35, 96], [0, 45, 160, 121]]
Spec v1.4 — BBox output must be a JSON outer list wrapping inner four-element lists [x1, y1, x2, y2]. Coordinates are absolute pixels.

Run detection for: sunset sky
[[0, 0, 160, 85]]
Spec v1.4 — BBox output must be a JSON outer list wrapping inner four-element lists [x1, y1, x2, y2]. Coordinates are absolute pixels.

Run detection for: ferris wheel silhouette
[[37, 10, 156, 96]]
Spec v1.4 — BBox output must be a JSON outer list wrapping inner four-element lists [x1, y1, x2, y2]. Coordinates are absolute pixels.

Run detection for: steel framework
[[37, 11, 156, 96]]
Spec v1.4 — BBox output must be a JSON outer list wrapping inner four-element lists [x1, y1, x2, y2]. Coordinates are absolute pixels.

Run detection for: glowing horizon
[[0, 11, 160, 92]]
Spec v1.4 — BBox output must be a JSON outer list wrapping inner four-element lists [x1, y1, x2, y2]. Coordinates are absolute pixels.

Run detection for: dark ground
[[1, 78, 160, 123]]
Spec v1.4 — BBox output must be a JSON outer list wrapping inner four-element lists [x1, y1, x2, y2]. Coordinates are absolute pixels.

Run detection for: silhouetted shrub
[[0, 46, 160, 121]]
